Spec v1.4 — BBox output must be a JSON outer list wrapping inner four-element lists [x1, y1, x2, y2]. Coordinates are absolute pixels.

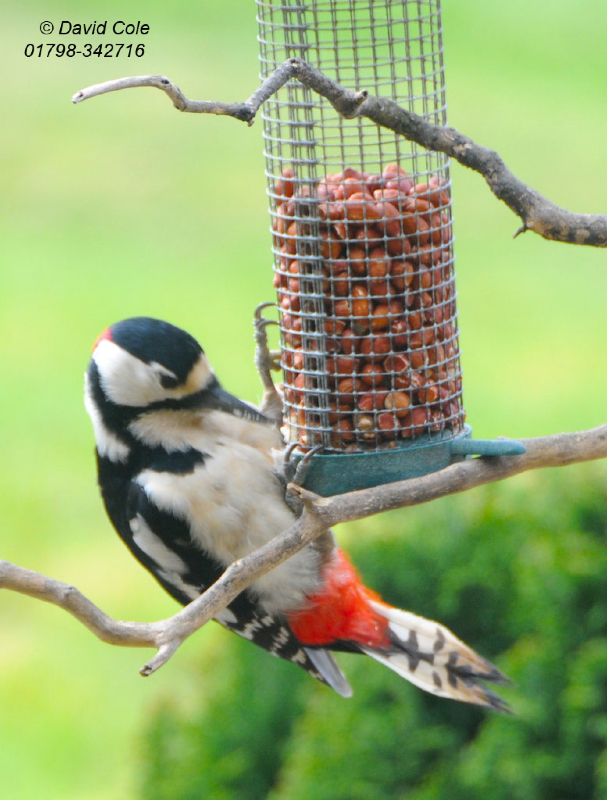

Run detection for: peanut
[[360, 362, 385, 387], [385, 391, 411, 417], [358, 391, 389, 412], [273, 165, 462, 449]]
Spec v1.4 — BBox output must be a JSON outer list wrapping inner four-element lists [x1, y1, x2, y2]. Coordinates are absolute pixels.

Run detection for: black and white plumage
[[84, 316, 509, 709]]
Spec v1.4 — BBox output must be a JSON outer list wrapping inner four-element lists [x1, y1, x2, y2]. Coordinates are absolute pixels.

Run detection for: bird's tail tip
[[365, 600, 511, 713], [304, 646, 354, 698]]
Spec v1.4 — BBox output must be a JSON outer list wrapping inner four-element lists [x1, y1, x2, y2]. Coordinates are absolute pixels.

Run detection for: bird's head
[[85, 317, 269, 461], [87, 317, 214, 409]]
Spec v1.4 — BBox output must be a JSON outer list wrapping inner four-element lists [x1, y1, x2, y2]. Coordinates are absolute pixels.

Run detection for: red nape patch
[[288, 549, 391, 649], [92, 327, 112, 352]]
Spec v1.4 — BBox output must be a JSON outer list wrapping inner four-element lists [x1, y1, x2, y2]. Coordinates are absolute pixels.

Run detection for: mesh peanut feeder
[[258, 0, 523, 495]]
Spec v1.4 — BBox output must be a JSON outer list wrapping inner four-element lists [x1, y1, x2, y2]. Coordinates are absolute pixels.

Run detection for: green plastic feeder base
[[298, 425, 526, 497]]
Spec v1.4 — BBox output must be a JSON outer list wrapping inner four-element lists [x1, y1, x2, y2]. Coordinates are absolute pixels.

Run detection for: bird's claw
[[282, 444, 321, 487], [254, 301, 277, 322], [282, 444, 323, 514], [291, 445, 323, 487], [282, 441, 299, 470]]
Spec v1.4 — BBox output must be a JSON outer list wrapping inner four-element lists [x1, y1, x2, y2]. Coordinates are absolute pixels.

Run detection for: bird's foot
[[282, 444, 323, 515]]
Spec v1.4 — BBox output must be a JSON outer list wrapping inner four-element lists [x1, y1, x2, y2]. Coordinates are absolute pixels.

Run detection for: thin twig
[[3, 423, 606, 675], [71, 64, 297, 125], [72, 59, 607, 246], [72, 74, 256, 121]]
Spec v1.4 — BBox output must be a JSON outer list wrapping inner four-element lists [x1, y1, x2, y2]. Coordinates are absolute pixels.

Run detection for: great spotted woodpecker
[[84, 315, 508, 710]]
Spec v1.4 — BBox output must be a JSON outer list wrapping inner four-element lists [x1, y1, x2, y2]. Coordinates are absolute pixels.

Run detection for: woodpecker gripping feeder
[[258, 0, 524, 495]]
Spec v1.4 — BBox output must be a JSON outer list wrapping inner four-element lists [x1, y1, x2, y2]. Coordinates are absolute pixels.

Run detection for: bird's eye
[[159, 373, 180, 389]]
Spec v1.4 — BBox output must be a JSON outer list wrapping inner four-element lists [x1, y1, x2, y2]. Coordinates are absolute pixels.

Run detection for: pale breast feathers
[[131, 410, 323, 614]]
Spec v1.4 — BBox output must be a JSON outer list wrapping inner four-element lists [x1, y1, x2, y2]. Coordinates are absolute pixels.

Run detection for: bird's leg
[[253, 302, 283, 425], [253, 302, 323, 505], [279, 442, 300, 484], [281, 445, 323, 515]]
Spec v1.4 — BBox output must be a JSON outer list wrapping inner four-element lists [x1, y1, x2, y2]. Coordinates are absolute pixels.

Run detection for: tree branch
[[72, 59, 607, 247], [3, 424, 606, 675]]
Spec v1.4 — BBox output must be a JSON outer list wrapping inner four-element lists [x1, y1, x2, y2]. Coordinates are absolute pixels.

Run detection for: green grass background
[[0, 0, 605, 797]]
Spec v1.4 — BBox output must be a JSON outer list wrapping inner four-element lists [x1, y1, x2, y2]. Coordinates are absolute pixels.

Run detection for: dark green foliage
[[140, 468, 607, 799], [140, 634, 309, 800]]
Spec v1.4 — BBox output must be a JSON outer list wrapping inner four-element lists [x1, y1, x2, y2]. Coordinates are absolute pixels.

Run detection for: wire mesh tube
[[257, 0, 467, 490]]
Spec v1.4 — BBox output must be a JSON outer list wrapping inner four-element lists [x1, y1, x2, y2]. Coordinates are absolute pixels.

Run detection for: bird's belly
[[138, 442, 323, 614]]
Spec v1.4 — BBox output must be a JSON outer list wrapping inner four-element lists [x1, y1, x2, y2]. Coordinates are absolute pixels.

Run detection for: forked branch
[[72, 59, 607, 246], [2, 423, 606, 675], [7, 58, 602, 676]]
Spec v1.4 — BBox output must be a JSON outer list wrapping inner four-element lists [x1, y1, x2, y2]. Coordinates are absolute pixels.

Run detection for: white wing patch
[[136, 436, 323, 615], [154, 570, 200, 602], [129, 513, 200, 601], [214, 607, 238, 625], [130, 514, 187, 572]]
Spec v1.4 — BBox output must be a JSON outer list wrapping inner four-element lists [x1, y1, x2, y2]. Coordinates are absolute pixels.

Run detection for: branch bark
[[72, 59, 607, 247], [16, 58, 601, 674], [3, 424, 606, 675]]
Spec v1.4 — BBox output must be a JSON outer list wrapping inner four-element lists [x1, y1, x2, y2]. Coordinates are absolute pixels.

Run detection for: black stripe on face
[[189, 379, 272, 423], [88, 359, 271, 434], [142, 377, 272, 424]]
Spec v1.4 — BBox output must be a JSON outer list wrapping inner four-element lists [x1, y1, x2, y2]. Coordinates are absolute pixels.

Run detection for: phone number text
[[25, 42, 145, 57]]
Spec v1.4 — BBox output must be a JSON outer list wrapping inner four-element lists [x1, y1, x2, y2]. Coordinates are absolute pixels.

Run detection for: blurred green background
[[0, 0, 605, 798]]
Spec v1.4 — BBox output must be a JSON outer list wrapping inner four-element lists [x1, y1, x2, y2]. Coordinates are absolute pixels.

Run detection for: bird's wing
[[123, 477, 351, 695]]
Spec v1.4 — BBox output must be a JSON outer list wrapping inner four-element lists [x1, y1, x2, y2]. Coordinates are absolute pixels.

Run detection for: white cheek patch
[[93, 340, 167, 407], [93, 342, 214, 408], [84, 372, 130, 462]]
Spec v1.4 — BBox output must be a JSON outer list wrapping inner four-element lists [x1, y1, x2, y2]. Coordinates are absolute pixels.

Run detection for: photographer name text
[[39, 20, 149, 35]]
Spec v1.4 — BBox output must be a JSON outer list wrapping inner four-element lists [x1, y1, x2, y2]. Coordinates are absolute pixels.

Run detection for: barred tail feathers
[[363, 600, 510, 712], [288, 548, 509, 710]]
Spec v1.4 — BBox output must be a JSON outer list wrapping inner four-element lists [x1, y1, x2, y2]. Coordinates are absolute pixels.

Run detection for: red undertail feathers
[[289, 549, 510, 711], [288, 549, 391, 649]]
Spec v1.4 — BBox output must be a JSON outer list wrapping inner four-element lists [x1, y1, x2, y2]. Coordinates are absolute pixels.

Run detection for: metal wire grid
[[257, 0, 464, 452]]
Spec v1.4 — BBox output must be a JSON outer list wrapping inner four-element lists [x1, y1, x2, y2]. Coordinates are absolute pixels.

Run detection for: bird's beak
[[198, 382, 269, 423]]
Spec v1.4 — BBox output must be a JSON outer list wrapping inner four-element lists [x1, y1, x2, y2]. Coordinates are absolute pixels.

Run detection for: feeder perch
[[257, 0, 524, 496]]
